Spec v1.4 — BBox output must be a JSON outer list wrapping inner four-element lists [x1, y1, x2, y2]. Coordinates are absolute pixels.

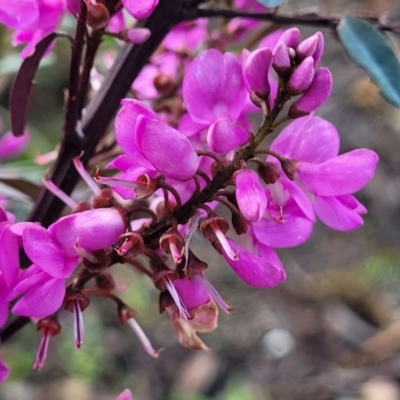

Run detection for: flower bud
[[257, 161, 281, 184], [272, 41, 292, 77], [122, 27, 151, 44], [234, 169, 267, 222], [312, 32, 324, 66], [244, 48, 272, 99], [289, 67, 332, 118], [279, 28, 301, 49], [84, 0, 110, 30], [287, 56, 315, 95], [296, 34, 318, 61]]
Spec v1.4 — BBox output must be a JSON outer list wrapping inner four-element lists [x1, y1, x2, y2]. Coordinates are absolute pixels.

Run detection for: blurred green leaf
[[0, 178, 41, 200], [0, 53, 55, 75], [338, 16, 400, 107]]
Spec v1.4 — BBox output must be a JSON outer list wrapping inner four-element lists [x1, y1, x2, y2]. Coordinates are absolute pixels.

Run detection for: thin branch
[[186, 8, 400, 33]]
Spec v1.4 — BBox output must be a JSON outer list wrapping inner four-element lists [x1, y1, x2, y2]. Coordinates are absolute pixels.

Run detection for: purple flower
[[222, 238, 286, 288], [113, 99, 199, 181], [182, 49, 249, 153], [270, 115, 379, 230], [12, 208, 126, 318], [121, 0, 158, 20]]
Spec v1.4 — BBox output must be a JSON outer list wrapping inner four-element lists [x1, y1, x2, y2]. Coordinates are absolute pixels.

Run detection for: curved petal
[[0, 131, 29, 162], [49, 208, 126, 257], [135, 116, 199, 181], [115, 99, 159, 169], [314, 195, 364, 231], [252, 205, 313, 248], [235, 169, 267, 222], [0, 227, 19, 289], [270, 115, 340, 163], [121, 0, 158, 19], [298, 149, 379, 196], [222, 239, 286, 287], [12, 278, 66, 319], [174, 277, 211, 311], [22, 225, 72, 278], [0, 0, 39, 29], [183, 49, 225, 124], [207, 118, 249, 153]]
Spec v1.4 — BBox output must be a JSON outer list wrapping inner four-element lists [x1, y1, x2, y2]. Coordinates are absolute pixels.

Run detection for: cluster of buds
[[0, 27, 378, 386]]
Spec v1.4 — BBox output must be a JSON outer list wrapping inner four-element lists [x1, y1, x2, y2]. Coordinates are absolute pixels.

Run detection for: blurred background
[[2, 0, 400, 399]]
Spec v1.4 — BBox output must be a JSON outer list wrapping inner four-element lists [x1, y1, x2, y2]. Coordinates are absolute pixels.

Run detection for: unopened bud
[[312, 32, 324, 66], [244, 47, 272, 99], [122, 27, 151, 44], [257, 161, 281, 184], [296, 34, 318, 61], [279, 28, 301, 49], [272, 41, 292, 77], [153, 73, 175, 96], [289, 67, 332, 118], [281, 159, 299, 180], [84, 0, 110, 30], [287, 56, 315, 95]]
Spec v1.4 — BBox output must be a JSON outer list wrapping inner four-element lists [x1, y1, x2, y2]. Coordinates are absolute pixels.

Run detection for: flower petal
[[298, 149, 379, 196], [222, 239, 286, 287], [121, 0, 158, 19], [270, 115, 340, 163], [135, 116, 199, 180], [314, 195, 364, 231], [12, 278, 66, 318], [207, 118, 249, 153]]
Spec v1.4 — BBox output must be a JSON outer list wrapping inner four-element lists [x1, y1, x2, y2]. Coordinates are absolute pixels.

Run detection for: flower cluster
[[0, 26, 378, 386]]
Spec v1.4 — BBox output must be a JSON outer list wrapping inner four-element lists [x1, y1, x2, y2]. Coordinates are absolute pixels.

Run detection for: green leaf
[[338, 16, 400, 107]]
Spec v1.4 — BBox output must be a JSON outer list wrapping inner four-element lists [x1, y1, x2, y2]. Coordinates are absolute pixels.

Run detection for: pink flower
[[182, 49, 249, 153], [270, 115, 379, 230], [121, 0, 158, 20], [113, 99, 199, 181]]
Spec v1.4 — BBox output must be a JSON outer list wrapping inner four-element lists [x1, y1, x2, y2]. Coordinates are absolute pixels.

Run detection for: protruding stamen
[[211, 221, 238, 260], [73, 157, 101, 196], [43, 179, 78, 209], [165, 277, 190, 319], [33, 329, 51, 370], [183, 212, 201, 270], [198, 273, 232, 314], [73, 300, 84, 349], [126, 318, 161, 358]]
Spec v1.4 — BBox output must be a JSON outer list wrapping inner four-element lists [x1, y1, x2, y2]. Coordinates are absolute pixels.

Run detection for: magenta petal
[[252, 206, 313, 248], [0, 131, 29, 162], [178, 114, 207, 137], [270, 116, 340, 163], [0, 357, 9, 384], [207, 118, 249, 153], [135, 116, 199, 180], [235, 170, 267, 222], [183, 50, 246, 124], [314, 195, 364, 231], [244, 47, 272, 98], [9, 266, 48, 298], [174, 277, 211, 311], [0, 0, 39, 29], [23, 225, 72, 279], [0, 292, 9, 328], [298, 149, 379, 196], [116, 389, 134, 400], [49, 208, 126, 257], [183, 49, 226, 124], [121, 0, 158, 19], [222, 239, 286, 288], [115, 99, 159, 169], [12, 278, 66, 318], [0, 227, 19, 289]]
